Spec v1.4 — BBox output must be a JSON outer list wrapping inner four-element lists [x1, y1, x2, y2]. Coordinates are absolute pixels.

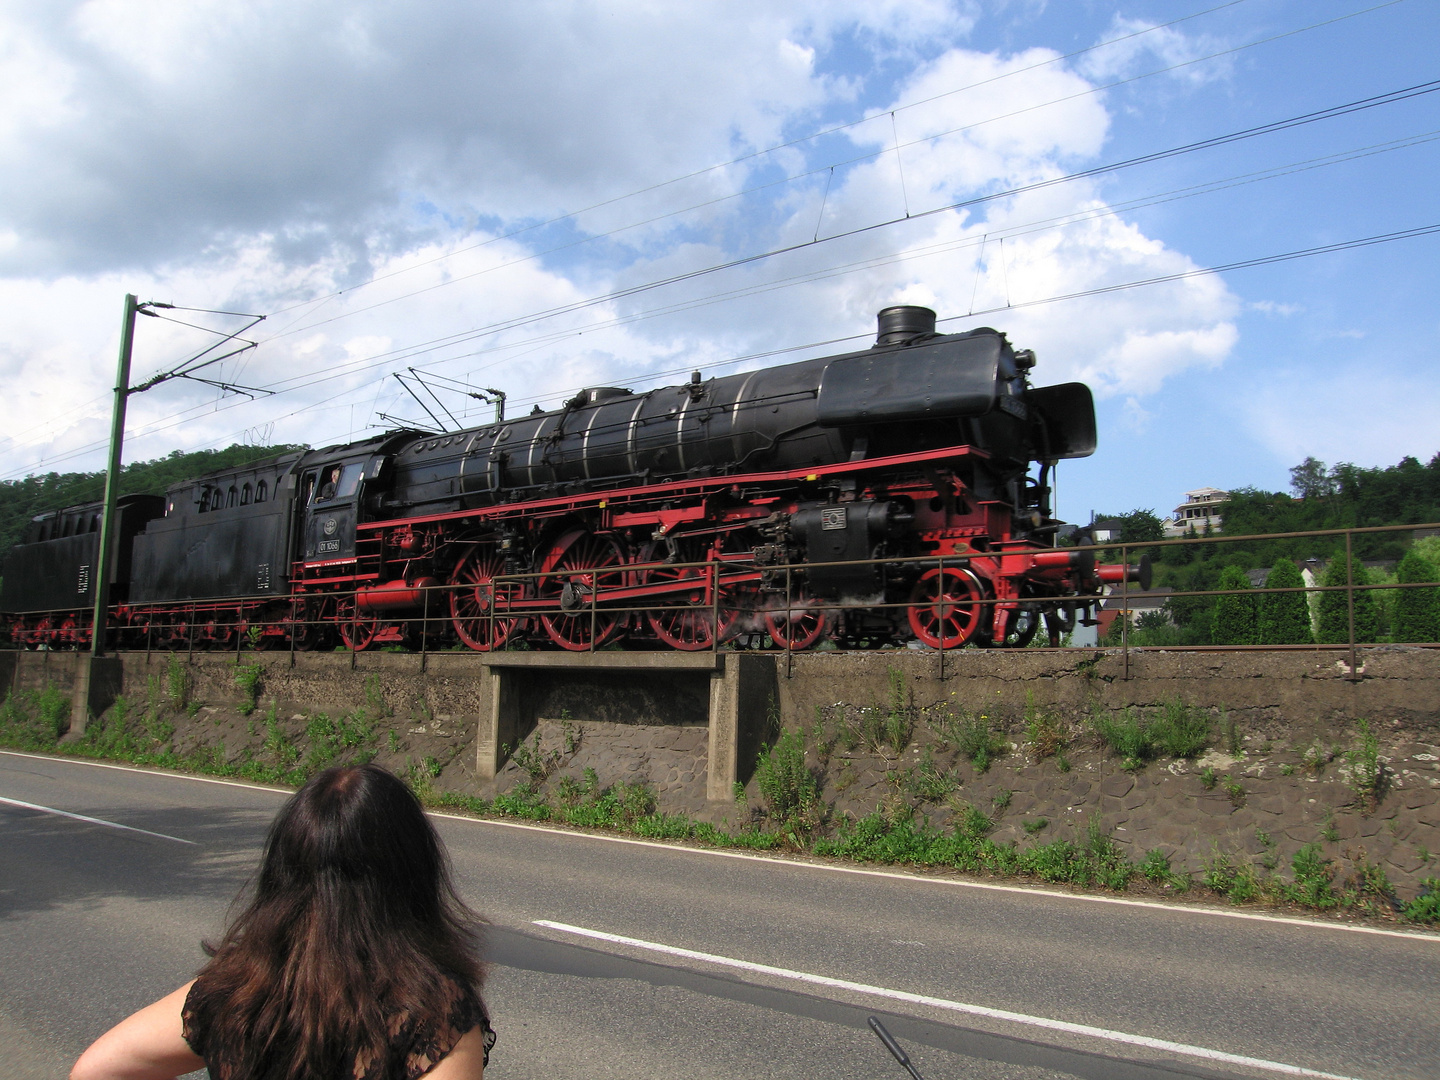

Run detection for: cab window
[[314, 463, 363, 503]]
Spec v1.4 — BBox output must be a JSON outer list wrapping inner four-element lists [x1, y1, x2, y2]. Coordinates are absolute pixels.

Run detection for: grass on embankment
[[1, 673, 1436, 928]]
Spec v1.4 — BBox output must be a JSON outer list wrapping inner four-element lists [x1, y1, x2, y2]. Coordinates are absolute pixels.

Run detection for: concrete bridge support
[[473, 651, 776, 802]]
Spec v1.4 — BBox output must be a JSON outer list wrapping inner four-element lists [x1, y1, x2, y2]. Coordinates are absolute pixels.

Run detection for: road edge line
[[533, 919, 1365, 1080]]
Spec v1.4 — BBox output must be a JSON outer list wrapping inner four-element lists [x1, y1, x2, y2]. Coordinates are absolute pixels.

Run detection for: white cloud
[[0, 3, 1249, 481], [1077, 15, 1234, 87], [1241, 370, 1440, 468]]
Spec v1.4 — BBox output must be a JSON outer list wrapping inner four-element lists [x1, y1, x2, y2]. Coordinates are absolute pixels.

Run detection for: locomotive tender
[[1, 306, 1146, 653]]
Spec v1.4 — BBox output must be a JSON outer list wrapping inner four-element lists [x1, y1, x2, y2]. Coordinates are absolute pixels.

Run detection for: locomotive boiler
[[1, 306, 1147, 653]]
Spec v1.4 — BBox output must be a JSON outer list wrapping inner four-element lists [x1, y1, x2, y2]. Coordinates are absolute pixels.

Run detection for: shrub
[[1344, 719, 1385, 811], [1405, 878, 1440, 924], [1150, 699, 1210, 759], [1394, 549, 1440, 643], [1317, 556, 1379, 644], [1259, 558, 1313, 645], [1211, 565, 1258, 645], [754, 728, 819, 824], [234, 664, 263, 716], [1092, 706, 1152, 770]]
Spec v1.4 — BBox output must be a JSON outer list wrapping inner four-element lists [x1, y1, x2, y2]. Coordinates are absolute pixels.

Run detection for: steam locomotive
[[0, 306, 1146, 653]]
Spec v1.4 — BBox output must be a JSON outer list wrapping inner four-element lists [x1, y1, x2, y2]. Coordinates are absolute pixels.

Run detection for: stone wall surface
[[3, 645, 1438, 898]]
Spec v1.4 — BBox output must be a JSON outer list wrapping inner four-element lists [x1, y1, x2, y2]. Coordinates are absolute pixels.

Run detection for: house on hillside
[[1163, 487, 1229, 538], [1096, 586, 1174, 639]]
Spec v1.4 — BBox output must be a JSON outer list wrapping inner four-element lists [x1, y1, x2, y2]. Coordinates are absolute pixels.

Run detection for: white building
[[1164, 487, 1228, 538]]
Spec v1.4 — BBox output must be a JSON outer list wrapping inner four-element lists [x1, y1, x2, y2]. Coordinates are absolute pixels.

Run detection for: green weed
[[1285, 843, 1338, 908], [935, 706, 1007, 773], [901, 747, 958, 802], [234, 664, 263, 716], [1093, 700, 1210, 770], [1404, 878, 1440, 924], [1344, 719, 1386, 812], [754, 728, 819, 826], [165, 655, 188, 711], [1023, 691, 1069, 761]]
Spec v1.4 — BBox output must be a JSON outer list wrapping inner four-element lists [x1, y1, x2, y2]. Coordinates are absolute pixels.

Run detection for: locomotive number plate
[[317, 540, 341, 553], [820, 507, 847, 531]]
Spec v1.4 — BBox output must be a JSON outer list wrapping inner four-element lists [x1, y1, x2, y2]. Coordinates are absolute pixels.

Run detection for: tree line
[[1097, 450, 1440, 647], [0, 444, 304, 553]]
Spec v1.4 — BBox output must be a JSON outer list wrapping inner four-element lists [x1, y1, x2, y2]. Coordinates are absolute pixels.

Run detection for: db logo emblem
[[323, 517, 338, 536]]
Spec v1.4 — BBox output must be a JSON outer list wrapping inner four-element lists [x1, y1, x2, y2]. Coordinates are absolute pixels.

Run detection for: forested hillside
[[0, 444, 304, 551], [1097, 450, 1440, 646]]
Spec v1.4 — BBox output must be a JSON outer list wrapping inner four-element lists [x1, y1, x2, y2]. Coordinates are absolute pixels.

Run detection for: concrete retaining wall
[[4, 645, 1438, 895]]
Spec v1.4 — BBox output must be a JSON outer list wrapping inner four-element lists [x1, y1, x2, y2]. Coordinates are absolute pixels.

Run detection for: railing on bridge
[[5, 521, 1439, 682]]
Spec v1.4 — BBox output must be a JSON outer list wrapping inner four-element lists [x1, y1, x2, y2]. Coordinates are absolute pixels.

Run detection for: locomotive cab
[[296, 432, 414, 566]]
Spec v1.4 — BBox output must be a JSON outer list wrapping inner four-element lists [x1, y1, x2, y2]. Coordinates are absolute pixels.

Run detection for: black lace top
[[182, 976, 495, 1080]]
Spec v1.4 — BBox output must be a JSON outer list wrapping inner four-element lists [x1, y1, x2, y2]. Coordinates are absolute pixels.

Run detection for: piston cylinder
[[354, 577, 441, 612]]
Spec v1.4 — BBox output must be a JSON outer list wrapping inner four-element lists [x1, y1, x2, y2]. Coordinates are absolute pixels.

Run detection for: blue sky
[[0, 0, 1435, 529]]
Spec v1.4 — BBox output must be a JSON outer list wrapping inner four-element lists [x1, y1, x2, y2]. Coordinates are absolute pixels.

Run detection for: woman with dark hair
[[71, 765, 494, 1080]]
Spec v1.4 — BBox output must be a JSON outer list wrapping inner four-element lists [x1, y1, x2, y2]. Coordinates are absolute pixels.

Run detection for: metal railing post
[[421, 586, 430, 673], [488, 577, 496, 652], [1121, 542, 1130, 681], [187, 603, 194, 662], [1345, 531, 1357, 679], [937, 552, 945, 681], [711, 556, 720, 654], [290, 602, 297, 668], [784, 563, 793, 679]]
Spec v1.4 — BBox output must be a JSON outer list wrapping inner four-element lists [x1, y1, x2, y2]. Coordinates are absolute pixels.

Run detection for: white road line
[[0, 795, 197, 845], [534, 919, 1364, 1080], [0, 750, 293, 794], [8, 751, 1436, 944], [460, 816, 1440, 943]]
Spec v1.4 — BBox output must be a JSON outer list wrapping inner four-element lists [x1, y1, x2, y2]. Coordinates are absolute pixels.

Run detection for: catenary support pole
[[90, 294, 138, 658]]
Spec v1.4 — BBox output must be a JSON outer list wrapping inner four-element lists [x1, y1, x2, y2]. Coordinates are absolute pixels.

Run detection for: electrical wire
[[257, 0, 1265, 325], [12, 111, 1440, 474], [257, 0, 1404, 343], [11, 218, 1434, 482], [236, 77, 1440, 389]]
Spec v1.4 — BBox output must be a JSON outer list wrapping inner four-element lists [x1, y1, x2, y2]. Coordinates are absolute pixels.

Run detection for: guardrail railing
[[5, 521, 1438, 682]]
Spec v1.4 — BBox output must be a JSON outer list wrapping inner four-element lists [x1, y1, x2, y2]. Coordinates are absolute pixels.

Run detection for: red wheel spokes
[[451, 549, 527, 651], [907, 567, 985, 649], [764, 603, 828, 650], [641, 538, 742, 651], [335, 597, 378, 651], [539, 530, 628, 651]]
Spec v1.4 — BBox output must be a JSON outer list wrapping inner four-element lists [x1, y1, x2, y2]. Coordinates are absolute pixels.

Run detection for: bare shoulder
[[71, 981, 206, 1080], [418, 1023, 487, 1080]]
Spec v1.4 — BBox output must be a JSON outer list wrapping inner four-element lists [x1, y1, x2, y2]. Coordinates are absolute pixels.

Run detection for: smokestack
[[875, 305, 937, 346]]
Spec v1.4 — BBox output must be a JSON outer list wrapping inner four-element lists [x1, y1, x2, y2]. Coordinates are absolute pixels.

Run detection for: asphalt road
[[2, 750, 1436, 1080]]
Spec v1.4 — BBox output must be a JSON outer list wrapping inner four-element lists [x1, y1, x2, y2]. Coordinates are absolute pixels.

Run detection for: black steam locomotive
[[1, 307, 1144, 653]]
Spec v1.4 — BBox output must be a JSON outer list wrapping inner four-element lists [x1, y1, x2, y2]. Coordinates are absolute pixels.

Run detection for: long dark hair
[[188, 765, 486, 1080]]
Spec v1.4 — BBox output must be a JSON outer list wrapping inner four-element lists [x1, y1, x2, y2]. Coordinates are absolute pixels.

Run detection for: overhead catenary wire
[[259, 0, 1408, 346], [239, 77, 1440, 387], [12, 219, 1434, 482], [257, 0, 1266, 325], [0, 1, 1411, 463], [9, 114, 1439, 480]]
